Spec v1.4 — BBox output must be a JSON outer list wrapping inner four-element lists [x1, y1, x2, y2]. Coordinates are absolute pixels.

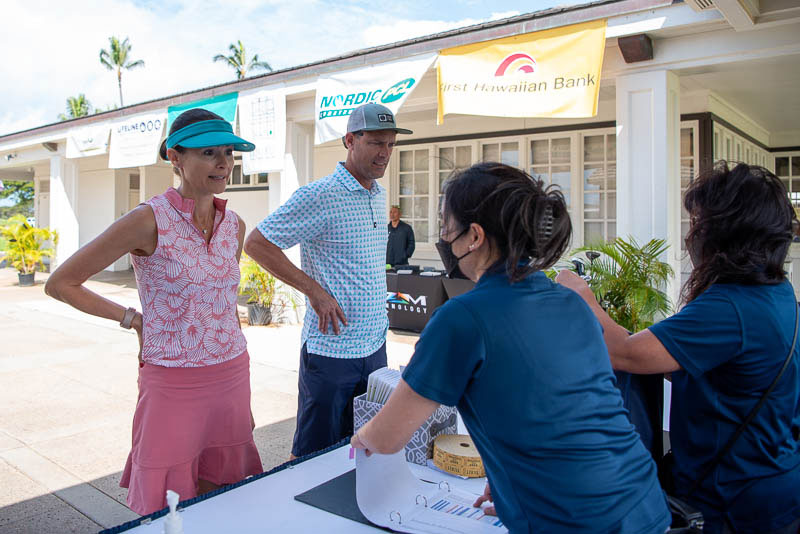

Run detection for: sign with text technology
[[108, 111, 166, 169], [436, 19, 606, 123], [314, 53, 436, 145], [238, 87, 286, 174], [65, 123, 111, 159]]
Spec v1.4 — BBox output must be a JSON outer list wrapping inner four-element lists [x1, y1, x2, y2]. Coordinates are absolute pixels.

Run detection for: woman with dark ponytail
[[558, 162, 800, 534], [352, 162, 670, 533]]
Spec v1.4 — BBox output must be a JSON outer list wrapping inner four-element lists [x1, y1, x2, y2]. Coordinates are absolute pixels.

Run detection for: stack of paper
[[366, 367, 402, 404]]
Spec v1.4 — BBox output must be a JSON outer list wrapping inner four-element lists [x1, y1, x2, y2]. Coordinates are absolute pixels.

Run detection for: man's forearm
[[243, 230, 319, 296]]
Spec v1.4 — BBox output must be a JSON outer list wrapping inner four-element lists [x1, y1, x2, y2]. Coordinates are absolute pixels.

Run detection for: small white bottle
[[162, 490, 183, 534]]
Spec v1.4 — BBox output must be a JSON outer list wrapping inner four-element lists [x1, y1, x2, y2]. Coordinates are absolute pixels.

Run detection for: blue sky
[[0, 0, 584, 137]]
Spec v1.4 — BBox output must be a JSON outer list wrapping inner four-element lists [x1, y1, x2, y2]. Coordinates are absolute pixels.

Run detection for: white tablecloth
[[109, 444, 487, 533]]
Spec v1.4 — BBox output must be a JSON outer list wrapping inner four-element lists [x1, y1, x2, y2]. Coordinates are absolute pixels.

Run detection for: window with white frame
[[391, 123, 703, 255], [529, 136, 572, 208], [680, 124, 697, 251], [776, 153, 800, 208], [398, 148, 432, 242], [228, 161, 270, 189], [582, 132, 616, 244], [712, 123, 771, 171], [436, 144, 473, 238]]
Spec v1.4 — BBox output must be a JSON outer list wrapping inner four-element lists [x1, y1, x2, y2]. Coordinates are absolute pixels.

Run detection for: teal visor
[[165, 120, 255, 153]]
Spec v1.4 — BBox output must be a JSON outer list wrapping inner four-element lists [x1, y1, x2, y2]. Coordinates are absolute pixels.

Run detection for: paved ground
[[0, 268, 418, 533]]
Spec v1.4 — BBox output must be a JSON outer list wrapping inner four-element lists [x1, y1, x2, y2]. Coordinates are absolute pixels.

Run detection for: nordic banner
[[436, 19, 606, 123], [314, 53, 436, 145]]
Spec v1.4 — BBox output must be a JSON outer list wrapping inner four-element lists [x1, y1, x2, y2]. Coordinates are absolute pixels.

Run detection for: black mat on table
[[294, 468, 392, 531]]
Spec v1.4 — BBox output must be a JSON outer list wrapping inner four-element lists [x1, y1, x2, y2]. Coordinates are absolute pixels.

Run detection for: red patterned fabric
[[132, 188, 247, 367]]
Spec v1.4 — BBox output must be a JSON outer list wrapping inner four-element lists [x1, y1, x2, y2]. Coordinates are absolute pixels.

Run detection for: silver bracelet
[[120, 307, 137, 329]]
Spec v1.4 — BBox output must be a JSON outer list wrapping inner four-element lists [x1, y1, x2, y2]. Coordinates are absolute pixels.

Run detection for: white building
[[1, 0, 799, 306]]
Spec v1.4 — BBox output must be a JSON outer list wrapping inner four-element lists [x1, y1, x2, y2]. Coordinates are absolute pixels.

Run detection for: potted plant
[[551, 237, 673, 332], [0, 215, 58, 287], [239, 254, 278, 325]]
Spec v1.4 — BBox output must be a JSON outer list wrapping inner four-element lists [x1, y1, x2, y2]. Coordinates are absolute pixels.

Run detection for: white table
[[103, 444, 487, 534]]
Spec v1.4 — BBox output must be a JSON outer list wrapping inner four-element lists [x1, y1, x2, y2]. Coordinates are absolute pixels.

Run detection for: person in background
[[44, 108, 263, 515], [558, 162, 800, 534], [352, 162, 671, 534], [244, 103, 413, 459], [386, 204, 415, 266]]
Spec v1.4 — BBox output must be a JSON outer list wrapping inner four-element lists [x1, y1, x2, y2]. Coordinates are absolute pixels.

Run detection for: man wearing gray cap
[[245, 102, 413, 458]]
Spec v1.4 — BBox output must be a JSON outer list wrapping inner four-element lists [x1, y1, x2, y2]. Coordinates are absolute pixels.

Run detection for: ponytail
[[442, 162, 572, 283]]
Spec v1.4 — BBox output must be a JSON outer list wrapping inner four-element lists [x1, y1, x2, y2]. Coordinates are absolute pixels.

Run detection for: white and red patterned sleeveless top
[[131, 188, 247, 367]]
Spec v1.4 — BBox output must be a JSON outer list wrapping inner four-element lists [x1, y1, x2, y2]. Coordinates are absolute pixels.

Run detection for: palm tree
[[570, 237, 674, 332], [58, 94, 92, 121], [99, 36, 145, 107], [213, 40, 272, 80]]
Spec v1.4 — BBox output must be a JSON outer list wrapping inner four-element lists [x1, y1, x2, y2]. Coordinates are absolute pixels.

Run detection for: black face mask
[[435, 228, 472, 278]]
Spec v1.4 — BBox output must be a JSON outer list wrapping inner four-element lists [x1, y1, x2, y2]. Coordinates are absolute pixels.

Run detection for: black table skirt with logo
[[386, 273, 474, 333]]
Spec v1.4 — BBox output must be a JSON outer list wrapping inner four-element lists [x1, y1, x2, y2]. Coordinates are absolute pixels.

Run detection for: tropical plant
[[58, 94, 92, 121], [239, 253, 278, 308], [213, 40, 272, 80], [99, 36, 145, 107], [565, 237, 674, 333], [0, 215, 58, 274], [0, 181, 34, 219]]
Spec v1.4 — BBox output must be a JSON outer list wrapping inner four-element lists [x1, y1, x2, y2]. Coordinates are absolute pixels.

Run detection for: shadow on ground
[[0, 418, 297, 534]]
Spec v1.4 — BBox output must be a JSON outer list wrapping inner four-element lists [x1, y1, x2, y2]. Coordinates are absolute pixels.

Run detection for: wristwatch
[[120, 307, 138, 329]]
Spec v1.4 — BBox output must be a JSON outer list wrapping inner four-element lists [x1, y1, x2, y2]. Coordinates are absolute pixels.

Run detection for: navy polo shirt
[[649, 281, 800, 534], [403, 268, 670, 534]]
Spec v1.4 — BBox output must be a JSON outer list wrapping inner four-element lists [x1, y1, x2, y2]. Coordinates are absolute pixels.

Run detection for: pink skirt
[[120, 351, 263, 515]]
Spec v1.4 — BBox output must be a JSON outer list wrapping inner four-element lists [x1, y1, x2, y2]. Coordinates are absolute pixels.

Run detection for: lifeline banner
[[167, 92, 238, 130], [436, 19, 606, 123], [238, 87, 286, 174], [65, 123, 111, 159], [314, 53, 436, 145], [108, 110, 166, 169]]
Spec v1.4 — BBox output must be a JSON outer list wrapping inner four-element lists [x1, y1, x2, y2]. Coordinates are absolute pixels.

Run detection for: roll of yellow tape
[[432, 434, 485, 478]]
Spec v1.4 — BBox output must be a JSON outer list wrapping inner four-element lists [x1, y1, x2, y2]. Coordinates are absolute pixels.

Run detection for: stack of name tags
[[354, 367, 458, 465]]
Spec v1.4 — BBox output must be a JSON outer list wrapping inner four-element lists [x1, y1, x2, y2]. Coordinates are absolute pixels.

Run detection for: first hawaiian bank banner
[[314, 53, 436, 145], [437, 20, 606, 123]]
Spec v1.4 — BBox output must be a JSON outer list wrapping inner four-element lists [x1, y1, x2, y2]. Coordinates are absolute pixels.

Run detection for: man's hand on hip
[[308, 285, 347, 335]]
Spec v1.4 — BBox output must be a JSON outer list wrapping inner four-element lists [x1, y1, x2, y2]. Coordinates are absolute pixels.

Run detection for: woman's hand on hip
[[132, 312, 144, 366]]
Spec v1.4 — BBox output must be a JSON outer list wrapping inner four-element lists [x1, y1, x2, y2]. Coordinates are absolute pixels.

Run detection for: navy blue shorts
[[291, 343, 387, 457]]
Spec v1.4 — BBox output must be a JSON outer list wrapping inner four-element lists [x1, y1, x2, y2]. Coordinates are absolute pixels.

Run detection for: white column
[[616, 69, 682, 309], [270, 121, 313, 322], [139, 164, 174, 203], [49, 154, 80, 269]]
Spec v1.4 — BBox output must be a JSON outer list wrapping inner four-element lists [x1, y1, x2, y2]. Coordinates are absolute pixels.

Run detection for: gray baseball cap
[[346, 103, 412, 135]]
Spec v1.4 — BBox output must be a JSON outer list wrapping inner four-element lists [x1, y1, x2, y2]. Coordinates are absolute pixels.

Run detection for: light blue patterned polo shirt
[[257, 162, 388, 358]]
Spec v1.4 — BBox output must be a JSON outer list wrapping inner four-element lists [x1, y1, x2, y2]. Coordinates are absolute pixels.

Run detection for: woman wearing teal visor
[[45, 109, 264, 515]]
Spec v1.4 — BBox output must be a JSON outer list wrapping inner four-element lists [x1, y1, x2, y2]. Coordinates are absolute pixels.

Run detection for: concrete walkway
[[0, 268, 417, 533]]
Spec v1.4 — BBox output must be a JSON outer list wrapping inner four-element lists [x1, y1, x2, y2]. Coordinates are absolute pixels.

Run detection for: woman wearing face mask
[[351, 162, 670, 533], [45, 109, 263, 515]]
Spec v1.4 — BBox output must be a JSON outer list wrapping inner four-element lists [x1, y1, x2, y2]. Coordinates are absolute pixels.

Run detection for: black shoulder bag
[[665, 302, 799, 533]]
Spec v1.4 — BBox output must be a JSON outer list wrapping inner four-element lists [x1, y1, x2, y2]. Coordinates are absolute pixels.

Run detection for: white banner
[[238, 87, 286, 175], [314, 53, 436, 145], [66, 124, 110, 159], [108, 111, 166, 169]]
